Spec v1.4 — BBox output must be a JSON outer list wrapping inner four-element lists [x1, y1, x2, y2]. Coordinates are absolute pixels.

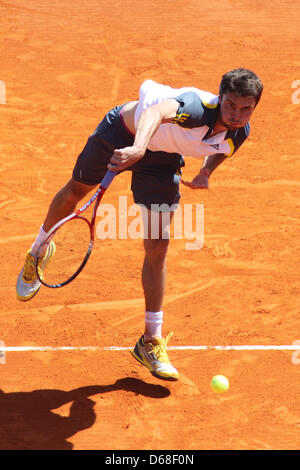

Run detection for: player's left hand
[[108, 146, 145, 171], [181, 168, 210, 189]]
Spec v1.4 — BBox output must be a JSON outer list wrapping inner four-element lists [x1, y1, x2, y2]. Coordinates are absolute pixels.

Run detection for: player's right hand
[[108, 146, 145, 171]]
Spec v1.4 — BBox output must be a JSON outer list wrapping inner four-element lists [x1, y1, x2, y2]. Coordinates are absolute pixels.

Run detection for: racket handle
[[101, 170, 117, 189]]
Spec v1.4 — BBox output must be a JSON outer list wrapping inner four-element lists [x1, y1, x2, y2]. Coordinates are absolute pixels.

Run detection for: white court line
[[1, 345, 300, 352]]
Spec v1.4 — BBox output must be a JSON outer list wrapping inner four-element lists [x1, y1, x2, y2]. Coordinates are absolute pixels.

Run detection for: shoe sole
[[16, 283, 42, 302], [131, 346, 179, 381]]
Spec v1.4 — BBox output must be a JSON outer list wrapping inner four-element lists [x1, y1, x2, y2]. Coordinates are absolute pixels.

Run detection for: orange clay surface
[[0, 0, 300, 450]]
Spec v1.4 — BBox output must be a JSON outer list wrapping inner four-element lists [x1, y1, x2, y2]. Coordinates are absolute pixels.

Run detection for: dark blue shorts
[[72, 104, 185, 211]]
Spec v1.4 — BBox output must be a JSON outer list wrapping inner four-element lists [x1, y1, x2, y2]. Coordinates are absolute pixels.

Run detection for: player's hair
[[219, 68, 263, 105]]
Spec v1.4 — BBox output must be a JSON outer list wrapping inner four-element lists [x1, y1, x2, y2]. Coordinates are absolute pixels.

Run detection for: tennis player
[[16, 68, 263, 381]]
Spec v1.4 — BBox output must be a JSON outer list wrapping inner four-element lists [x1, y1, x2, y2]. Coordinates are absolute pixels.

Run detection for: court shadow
[[0, 377, 170, 450]]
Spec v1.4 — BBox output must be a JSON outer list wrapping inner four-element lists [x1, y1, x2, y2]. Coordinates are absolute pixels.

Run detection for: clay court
[[1, 0, 299, 450]]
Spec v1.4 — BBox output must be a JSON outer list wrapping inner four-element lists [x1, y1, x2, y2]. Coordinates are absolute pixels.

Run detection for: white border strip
[[1, 345, 300, 352]]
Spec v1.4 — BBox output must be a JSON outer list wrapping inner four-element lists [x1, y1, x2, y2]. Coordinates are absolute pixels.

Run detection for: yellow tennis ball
[[210, 375, 229, 393]]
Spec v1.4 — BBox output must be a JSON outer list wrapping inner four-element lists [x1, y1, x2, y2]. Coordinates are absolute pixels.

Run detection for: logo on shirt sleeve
[[173, 112, 190, 124]]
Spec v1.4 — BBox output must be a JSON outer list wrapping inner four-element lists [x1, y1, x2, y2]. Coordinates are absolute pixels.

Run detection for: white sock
[[144, 311, 163, 341], [30, 225, 49, 257]]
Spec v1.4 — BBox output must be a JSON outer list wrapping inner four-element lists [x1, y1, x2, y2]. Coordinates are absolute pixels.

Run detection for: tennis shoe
[[16, 241, 56, 301], [131, 332, 179, 381]]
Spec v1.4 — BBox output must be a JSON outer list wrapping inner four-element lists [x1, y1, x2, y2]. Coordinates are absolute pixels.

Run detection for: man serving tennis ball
[[16, 68, 263, 381]]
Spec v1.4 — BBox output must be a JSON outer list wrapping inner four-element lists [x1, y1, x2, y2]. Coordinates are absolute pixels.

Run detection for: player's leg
[[142, 210, 173, 337], [132, 209, 179, 380], [42, 179, 97, 233], [142, 238, 169, 326], [130, 157, 183, 380]]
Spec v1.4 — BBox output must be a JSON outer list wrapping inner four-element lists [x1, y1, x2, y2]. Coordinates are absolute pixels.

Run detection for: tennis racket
[[34, 170, 117, 288]]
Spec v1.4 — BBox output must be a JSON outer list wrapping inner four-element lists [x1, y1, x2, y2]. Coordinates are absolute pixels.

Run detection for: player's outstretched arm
[[181, 154, 227, 189]]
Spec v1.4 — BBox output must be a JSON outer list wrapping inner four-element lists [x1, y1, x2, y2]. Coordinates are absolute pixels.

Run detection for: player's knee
[[144, 238, 170, 263], [62, 179, 95, 203]]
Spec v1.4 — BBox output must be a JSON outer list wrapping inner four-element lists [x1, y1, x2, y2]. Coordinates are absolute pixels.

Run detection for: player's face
[[219, 92, 256, 130]]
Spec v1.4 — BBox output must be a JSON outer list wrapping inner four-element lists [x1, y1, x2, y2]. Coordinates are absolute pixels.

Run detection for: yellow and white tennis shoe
[[16, 241, 56, 301], [131, 332, 179, 381]]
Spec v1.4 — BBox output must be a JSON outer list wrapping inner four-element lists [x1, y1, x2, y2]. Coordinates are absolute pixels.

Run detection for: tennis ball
[[210, 374, 229, 393]]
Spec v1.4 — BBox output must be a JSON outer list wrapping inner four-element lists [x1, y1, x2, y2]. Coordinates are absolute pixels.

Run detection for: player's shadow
[[0, 377, 170, 450]]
